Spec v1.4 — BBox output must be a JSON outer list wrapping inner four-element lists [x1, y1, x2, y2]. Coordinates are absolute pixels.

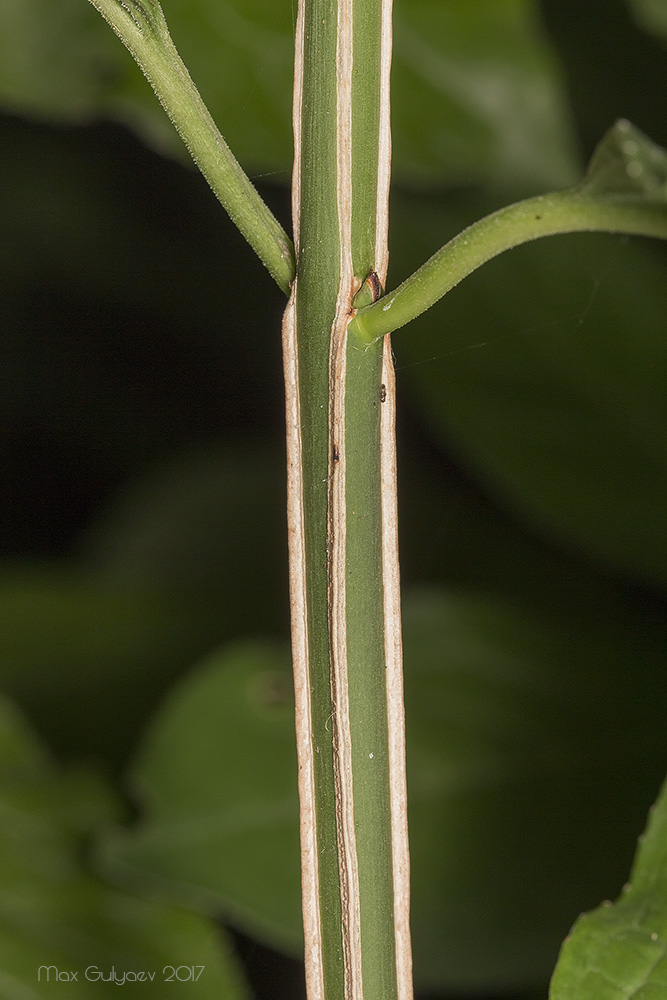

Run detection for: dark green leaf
[[391, 0, 578, 189], [626, 0, 667, 43], [578, 119, 667, 202], [0, 564, 223, 766], [99, 641, 303, 954], [77, 442, 287, 618], [0, 693, 249, 998], [549, 776, 667, 1000], [0, 0, 120, 119], [403, 590, 666, 993], [0, 444, 286, 767]]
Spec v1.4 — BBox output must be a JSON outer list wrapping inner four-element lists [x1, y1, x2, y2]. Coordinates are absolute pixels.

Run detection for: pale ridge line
[[329, 323, 358, 1000], [291, 0, 304, 254], [374, 1, 413, 993], [330, 0, 363, 996], [285, 1, 324, 997], [283, 292, 323, 1000], [374, 0, 393, 282], [283, 293, 324, 1000], [380, 338, 414, 1000]]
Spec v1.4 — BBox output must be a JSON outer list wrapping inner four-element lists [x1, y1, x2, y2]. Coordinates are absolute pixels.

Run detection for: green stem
[[283, 0, 412, 996], [87, 0, 295, 292], [349, 190, 667, 342]]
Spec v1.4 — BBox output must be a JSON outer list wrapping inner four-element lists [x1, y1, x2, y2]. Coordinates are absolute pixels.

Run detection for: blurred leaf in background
[[0, 0, 577, 187], [390, 190, 667, 586], [626, 0, 667, 44], [549, 773, 667, 1000], [98, 593, 667, 995], [0, 692, 249, 997]]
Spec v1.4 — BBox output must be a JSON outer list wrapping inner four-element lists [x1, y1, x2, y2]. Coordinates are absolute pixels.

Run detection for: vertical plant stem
[[283, 0, 412, 996]]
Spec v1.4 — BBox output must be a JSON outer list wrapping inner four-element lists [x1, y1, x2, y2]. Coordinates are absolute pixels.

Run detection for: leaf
[[0, 0, 119, 119], [0, 442, 287, 767], [0, 692, 249, 998], [99, 641, 303, 953], [78, 442, 287, 615], [99, 591, 667, 993], [0, 563, 223, 766], [391, 0, 579, 190], [389, 187, 667, 585], [578, 119, 667, 202], [0, 0, 577, 189], [404, 590, 667, 994], [626, 0, 667, 43], [549, 776, 667, 1000]]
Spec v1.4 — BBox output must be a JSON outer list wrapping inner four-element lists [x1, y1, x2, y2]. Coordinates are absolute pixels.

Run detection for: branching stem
[[87, 0, 295, 292], [349, 189, 667, 342]]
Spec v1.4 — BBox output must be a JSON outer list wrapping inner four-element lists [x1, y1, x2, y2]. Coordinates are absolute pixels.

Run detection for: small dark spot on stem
[[333, 444, 339, 462], [367, 269, 382, 302], [380, 384, 387, 403]]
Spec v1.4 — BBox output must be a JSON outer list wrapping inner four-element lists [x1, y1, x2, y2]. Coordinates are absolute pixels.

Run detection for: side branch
[[350, 119, 667, 342], [349, 191, 667, 342], [87, 0, 295, 292]]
